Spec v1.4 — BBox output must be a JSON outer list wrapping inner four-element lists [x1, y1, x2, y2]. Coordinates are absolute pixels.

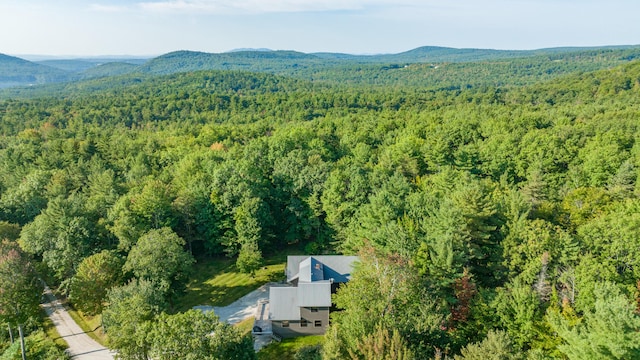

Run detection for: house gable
[[286, 255, 359, 284]]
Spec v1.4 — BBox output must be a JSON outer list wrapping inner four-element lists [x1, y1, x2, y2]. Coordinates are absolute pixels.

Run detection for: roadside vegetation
[[41, 315, 67, 349], [65, 307, 107, 345]]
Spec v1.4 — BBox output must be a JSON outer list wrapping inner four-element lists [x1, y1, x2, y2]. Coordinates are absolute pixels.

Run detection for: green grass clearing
[[174, 256, 286, 312], [258, 335, 324, 360]]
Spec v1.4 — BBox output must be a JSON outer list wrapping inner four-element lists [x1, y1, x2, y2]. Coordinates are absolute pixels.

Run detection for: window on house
[[301, 319, 308, 327], [310, 307, 318, 313], [314, 320, 322, 327], [282, 321, 289, 328]]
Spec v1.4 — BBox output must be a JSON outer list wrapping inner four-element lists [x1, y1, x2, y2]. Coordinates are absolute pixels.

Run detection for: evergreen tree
[[548, 282, 640, 359]]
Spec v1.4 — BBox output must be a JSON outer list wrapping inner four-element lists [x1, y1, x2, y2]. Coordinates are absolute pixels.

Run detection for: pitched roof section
[[271, 256, 358, 321], [311, 257, 325, 282], [286, 255, 359, 284], [269, 287, 300, 321], [298, 282, 332, 307]]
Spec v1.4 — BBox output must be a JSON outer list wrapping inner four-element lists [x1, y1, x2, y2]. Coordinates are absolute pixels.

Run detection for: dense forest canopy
[[1, 47, 640, 359]]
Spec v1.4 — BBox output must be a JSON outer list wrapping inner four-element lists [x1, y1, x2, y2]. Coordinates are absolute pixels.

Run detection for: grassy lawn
[[174, 255, 286, 312], [234, 317, 255, 335], [258, 335, 324, 360]]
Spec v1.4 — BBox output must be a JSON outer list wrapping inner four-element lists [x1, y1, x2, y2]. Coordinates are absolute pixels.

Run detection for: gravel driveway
[[193, 282, 274, 324]]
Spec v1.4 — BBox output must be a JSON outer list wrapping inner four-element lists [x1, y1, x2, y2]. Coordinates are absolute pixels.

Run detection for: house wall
[[272, 307, 329, 338]]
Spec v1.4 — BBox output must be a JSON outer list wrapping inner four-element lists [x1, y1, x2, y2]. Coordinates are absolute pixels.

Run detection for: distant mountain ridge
[[313, 45, 640, 62], [37, 58, 147, 73], [228, 48, 273, 52], [2, 45, 640, 89]]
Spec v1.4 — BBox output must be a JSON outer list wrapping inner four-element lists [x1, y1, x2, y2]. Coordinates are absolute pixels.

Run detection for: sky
[[1, 0, 639, 57]]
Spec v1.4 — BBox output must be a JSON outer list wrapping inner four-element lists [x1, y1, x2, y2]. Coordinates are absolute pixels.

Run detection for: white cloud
[[137, 0, 226, 13], [132, 0, 426, 14], [89, 4, 131, 13], [84, 0, 472, 16]]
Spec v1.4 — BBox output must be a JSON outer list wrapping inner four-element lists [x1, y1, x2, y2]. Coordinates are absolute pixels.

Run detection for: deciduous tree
[[102, 279, 165, 360], [69, 250, 124, 315], [149, 310, 256, 360], [123, 227, 194, 295], [0, 240, 43, 360]]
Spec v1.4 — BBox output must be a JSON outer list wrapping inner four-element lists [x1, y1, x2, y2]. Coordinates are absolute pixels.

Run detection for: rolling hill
[[137, 50, 328, 75], [313, 45, 640, 63], [0, 53, 72, 88], [79, 62, 141, 79], [2, 45, 640, 91]]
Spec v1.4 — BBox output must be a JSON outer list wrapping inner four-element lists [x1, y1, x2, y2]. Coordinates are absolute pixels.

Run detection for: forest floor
[[41, 284, 115, 360]]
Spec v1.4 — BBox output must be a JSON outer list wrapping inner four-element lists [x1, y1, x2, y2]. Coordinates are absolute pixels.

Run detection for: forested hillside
[[3, 45, 640, 90], [0, 54, 71, 88], [1, 54, 640, 359]]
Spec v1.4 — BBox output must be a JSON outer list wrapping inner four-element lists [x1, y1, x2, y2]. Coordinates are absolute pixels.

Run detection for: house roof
[[269, 287, 300, 321], [269, 282, 332, 321], [298, 257, 325, 282], [298, 281, 332, 307], [286, 255, 359, 284], [270, 255, 359, 322]]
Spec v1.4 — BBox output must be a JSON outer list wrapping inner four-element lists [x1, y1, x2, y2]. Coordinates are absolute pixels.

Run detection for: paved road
[[41, 285, 114, 360]]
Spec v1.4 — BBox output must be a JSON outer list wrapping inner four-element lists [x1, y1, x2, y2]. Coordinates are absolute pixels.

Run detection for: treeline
[[0, 60, 640, 358], [296, 47, 640, 89]]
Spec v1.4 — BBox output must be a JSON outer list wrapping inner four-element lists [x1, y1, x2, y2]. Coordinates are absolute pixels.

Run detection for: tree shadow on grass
[[174, 257, 285, 312], [174, 278, 217, 312]]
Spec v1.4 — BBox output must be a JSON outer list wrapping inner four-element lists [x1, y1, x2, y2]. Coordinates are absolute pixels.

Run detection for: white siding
[[298, 257, 312, 283]]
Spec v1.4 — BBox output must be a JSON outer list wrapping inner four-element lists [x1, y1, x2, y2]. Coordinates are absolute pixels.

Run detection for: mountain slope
[[37, 58, 149, 73], [80, 62, 141, 79], [314, 45, 640, 63], [36, 59, 101, 73], [0, 54, 71, 88], [138, 50, 325, 75]]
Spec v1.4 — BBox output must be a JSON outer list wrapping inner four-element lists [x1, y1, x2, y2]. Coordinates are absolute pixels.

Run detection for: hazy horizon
[[1, 0, 639, 57], [8, 43, 640, 62]]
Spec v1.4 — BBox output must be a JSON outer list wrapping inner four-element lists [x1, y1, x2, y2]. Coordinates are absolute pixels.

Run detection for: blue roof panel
[[310, 257, 324, 282]]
